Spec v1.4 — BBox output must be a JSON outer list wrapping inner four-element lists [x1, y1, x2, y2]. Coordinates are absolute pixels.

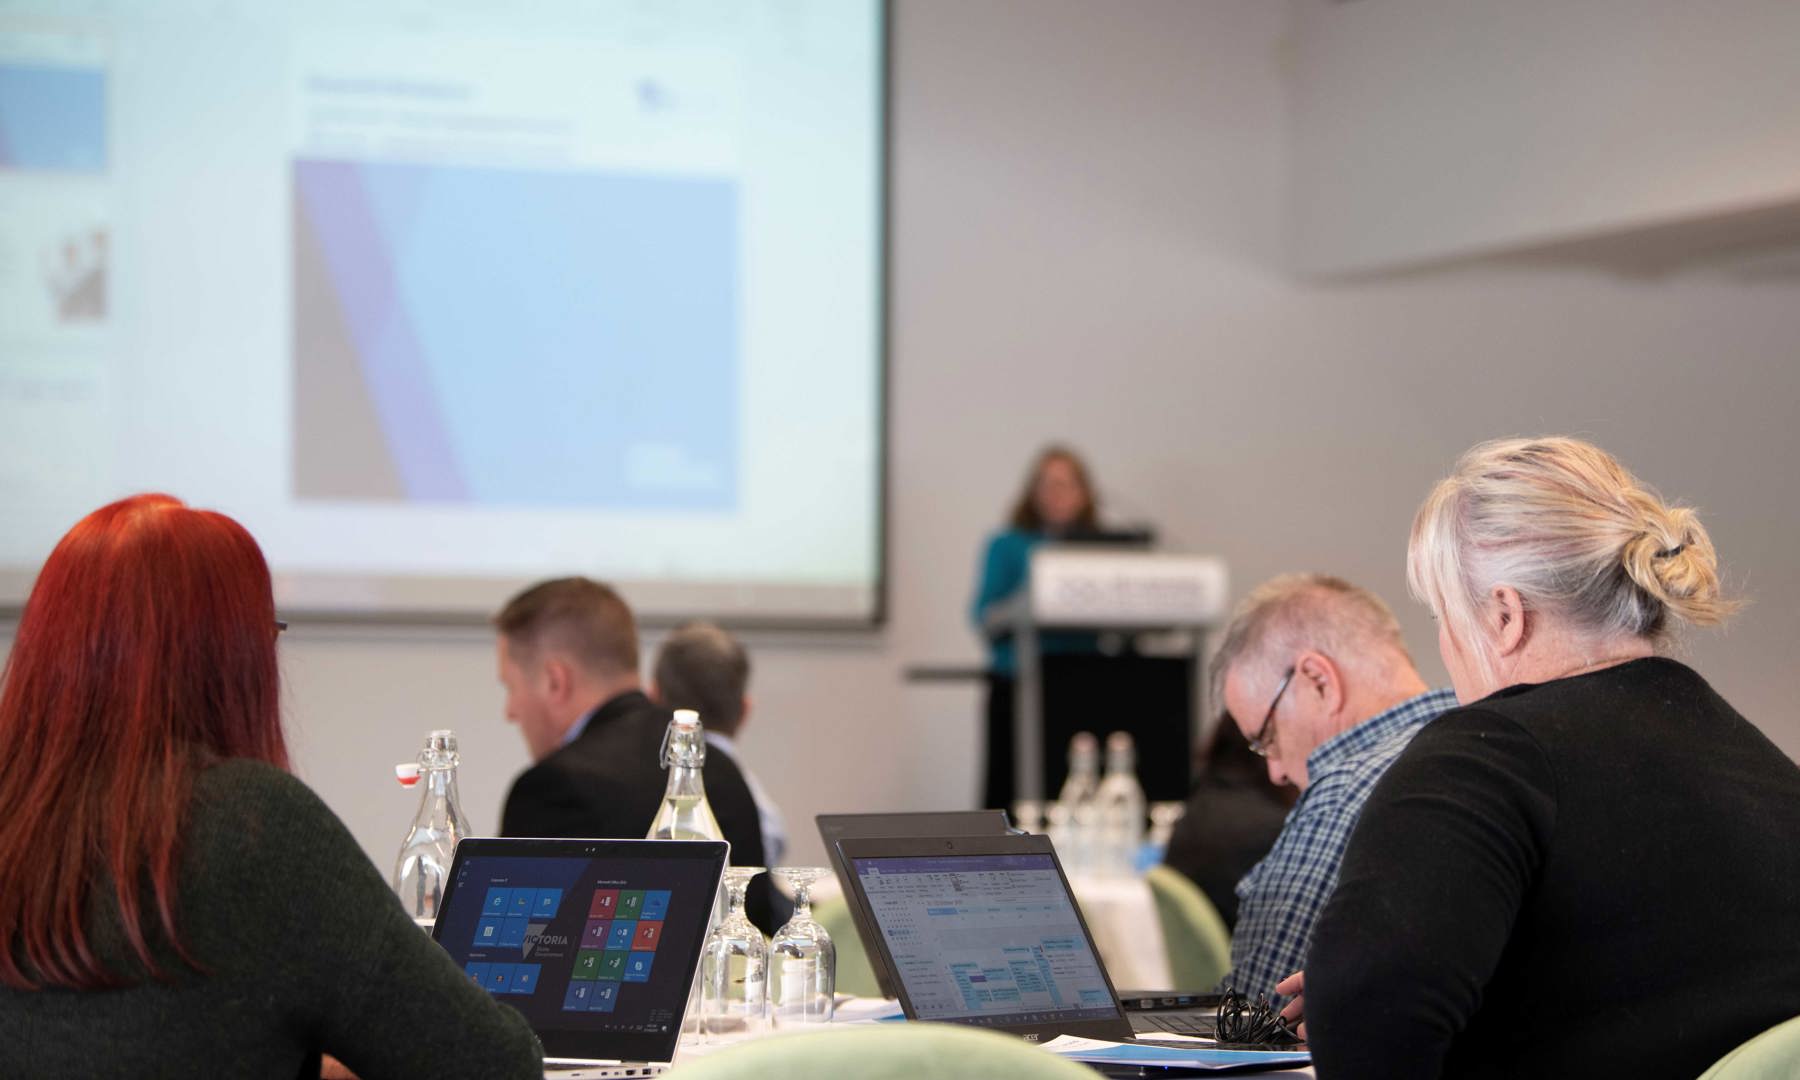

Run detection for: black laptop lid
[[431, 837, 727, 1065], [815, 810, 1012, 998], [836, 833, 1133, 1043]]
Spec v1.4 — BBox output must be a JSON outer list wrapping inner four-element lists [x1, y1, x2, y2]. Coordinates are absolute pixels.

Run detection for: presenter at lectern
[[969, 444, 1105, 810]]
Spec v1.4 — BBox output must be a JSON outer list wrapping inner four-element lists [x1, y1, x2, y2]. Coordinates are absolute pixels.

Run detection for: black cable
[[1214, 987, 1302, 1046]]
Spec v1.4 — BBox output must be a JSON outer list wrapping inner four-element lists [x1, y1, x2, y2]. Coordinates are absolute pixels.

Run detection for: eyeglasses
[[1246, 666, 1295, 758], [274, 619, 289, 634]]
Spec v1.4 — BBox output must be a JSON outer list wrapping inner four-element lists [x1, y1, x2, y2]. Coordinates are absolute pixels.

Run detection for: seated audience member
[[1161, 720, 1294, 930], [1210, 574, 1457, 1002], [652, 621, 788, 867], [495, 578, 774, 930], [0, 495, 539, 1078], [1302, 437, 1800, 1079]]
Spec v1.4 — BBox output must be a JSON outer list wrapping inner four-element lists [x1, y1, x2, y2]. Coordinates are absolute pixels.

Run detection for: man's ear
[[739, 694, 753, 733], [1490, 585, 1529, 658], [543, 656, 574, 705], [1295, 650, 1346, 719]]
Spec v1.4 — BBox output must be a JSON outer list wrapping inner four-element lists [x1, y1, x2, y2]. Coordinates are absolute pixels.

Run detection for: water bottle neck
[[663, 761, 708, 800], [662, 715, 708, 774], [413, 762, 464, 829]]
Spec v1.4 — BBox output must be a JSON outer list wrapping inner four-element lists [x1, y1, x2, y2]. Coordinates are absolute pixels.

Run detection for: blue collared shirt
[[560, 702, 604, 748], [1220, 687, 1460, 1002]]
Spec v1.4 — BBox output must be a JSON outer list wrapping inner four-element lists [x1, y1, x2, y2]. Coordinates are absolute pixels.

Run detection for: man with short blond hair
[[494, 578, 773, 928], [1210, 573, 1456, 1002]]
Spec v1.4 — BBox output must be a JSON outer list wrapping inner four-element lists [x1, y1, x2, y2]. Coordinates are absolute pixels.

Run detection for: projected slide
[[292, 159, 738, 509], [0, 2, 883, 620]]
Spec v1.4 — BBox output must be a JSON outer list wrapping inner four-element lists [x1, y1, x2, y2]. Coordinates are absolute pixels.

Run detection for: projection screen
[[0, 0, 886, 623]]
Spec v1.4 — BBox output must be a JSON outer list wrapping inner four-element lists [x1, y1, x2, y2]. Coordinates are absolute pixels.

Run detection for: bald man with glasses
[[1206, 574, 1456, 1004]]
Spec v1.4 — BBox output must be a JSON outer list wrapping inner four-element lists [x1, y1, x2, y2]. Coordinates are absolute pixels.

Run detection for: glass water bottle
[[393, 729, 468, 928], [647, 709, 725, 843]]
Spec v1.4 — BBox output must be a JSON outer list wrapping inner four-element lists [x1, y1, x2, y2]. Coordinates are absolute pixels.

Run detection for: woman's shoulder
[[188, 759, 358, 868], [183, 759, 392, 938], [193, 758, 328, 818], [1381, 703, 1554, 793], [981, 528, 1041, 560], [1470, 656, 1718, 732]]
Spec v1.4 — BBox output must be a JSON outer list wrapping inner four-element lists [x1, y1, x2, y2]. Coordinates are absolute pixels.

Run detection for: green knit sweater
[[0, 759, 543, 1079]]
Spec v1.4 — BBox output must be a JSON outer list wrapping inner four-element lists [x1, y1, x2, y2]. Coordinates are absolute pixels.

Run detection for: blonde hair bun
[[1619, 501, 1732, 628]]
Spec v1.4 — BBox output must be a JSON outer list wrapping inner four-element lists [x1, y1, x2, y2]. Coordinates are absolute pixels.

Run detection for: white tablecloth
[[1069, 873, 1172, 991]]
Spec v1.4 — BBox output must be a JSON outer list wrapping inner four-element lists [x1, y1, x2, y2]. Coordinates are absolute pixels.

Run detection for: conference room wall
[[4, 1, 1798, 875]]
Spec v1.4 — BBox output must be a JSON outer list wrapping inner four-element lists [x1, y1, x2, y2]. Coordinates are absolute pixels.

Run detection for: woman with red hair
[[0, 495, 540, 1078]]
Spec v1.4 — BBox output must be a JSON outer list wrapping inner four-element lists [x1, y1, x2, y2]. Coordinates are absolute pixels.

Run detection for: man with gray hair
[[652, 621, 788, 867], [1208, 574, 1456, 1003]]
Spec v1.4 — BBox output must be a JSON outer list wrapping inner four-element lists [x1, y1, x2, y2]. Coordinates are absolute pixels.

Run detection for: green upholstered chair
[[663, 1021, 1098, 1080], [1144, 864, 1232, 991], [811, 894, 885, 1000], [1698, 1014, 1800, 1079]]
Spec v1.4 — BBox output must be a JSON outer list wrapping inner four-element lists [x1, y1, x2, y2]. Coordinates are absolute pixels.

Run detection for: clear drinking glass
[[698, 866, 769, 1041], [769, 867, 835, 1026]]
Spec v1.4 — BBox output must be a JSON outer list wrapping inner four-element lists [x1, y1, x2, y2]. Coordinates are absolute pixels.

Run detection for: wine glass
[[768, 867, 835, 1026], [697, 866, 769, 1041]]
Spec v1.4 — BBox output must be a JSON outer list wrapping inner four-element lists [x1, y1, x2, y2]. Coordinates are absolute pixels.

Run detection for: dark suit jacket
[[500, 689, 777, 933], [1162, 776, 1290, 929]]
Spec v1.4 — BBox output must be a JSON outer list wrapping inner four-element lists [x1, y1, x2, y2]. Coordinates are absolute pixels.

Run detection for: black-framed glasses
[[274, 619, 289, 634], [1246, 666, 1295, 758]]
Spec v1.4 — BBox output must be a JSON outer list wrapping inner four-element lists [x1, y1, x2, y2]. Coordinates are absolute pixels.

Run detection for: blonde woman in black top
[[1297, 437, 1800, 1079]]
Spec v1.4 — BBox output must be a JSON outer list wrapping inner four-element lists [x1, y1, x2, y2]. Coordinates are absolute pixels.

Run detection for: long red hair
[[0, 494, 287, 989]]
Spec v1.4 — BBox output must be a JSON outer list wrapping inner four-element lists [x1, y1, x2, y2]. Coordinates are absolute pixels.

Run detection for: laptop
[[431, 837, 728, 1078], [835, 833, 1299, 1073], [815, 810, 1014, 1000]]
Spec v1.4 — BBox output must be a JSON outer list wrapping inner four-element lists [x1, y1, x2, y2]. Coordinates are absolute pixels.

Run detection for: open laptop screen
[[815, 810, 1012, 998], [432, 838, 727, 1065], [840, 837, 1128, 1040]]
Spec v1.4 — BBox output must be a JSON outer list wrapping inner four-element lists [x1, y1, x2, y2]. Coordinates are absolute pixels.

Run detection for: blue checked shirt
[[1220, 687, 1459, 1002]]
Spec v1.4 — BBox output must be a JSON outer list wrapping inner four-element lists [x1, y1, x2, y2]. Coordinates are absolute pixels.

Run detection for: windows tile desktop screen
[[436, 854, 715, 1038]]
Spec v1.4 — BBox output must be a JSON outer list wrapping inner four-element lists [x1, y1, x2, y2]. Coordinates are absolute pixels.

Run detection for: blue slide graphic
[[293, 157, 739, 509], [0, 63, 107, 172]]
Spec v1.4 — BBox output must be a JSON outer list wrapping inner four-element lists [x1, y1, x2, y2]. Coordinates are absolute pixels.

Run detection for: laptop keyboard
[[1131, 1012, 1217, 1038]]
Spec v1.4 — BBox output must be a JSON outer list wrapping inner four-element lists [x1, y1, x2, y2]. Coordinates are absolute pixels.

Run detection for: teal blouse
[[970, 528, 1100, 676]]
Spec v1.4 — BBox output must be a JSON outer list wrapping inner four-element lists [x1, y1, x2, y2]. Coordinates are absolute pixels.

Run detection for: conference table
[[670, 998, 1316, 1077]]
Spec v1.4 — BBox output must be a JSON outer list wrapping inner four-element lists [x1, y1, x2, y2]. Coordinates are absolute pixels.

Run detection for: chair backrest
[[811, 894, 885, 1000], [1698, 1014, 1800, 1080], [661, 1021, 1098, 1079], [1144, 863, 1232, 990]]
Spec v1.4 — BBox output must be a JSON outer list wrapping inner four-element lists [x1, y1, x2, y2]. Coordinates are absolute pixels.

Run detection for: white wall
[[4, 0, 1799, 877], [1290, 0, 1800, 273]]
